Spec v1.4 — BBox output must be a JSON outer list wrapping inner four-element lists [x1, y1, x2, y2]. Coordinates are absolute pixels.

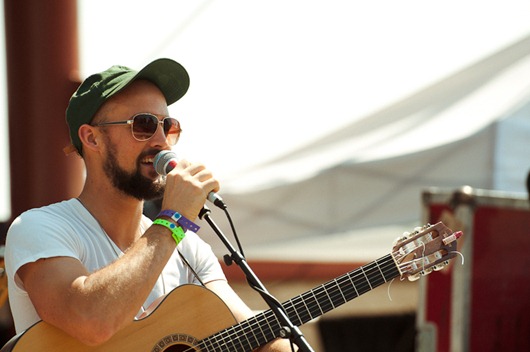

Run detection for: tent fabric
[[199, 34, 530, 261], [223, 34, 530, 193]]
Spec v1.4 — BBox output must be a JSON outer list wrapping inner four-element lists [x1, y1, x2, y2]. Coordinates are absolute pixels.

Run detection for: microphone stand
[[200, 207, 314, 352]]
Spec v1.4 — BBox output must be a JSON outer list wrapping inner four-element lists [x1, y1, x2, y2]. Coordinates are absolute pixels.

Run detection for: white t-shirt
[[5, 199, 226, 334]]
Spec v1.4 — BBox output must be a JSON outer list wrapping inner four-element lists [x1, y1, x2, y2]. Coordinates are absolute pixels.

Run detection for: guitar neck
[[199, 254, 400, 351]]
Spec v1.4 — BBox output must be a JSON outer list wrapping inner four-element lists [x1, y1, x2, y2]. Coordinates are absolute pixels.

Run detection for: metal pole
[[4, 0, 83, 219]]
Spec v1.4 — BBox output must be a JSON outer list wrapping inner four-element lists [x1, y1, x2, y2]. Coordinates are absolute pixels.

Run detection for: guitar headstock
[[392, 222, 462, 281]]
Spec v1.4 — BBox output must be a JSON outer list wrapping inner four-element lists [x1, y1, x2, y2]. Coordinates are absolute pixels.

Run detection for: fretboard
[[197, 254, 400, 351]]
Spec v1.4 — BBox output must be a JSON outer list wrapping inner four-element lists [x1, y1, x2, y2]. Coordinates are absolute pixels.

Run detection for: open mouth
[[140, 155, 158, 177], [141, 155, 155, 165]]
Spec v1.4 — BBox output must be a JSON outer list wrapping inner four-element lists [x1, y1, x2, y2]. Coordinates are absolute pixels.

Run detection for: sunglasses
[[93, 113, 181, 146]]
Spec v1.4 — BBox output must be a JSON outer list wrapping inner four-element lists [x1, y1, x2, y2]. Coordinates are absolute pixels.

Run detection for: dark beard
[[103, 143, 165, 201]]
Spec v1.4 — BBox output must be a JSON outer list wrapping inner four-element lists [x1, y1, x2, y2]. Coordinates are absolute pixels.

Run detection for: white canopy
[[199, 34, 530, 261]]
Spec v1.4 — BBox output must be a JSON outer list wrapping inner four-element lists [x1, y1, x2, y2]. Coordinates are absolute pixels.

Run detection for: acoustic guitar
[[1, 222, 461, 351]]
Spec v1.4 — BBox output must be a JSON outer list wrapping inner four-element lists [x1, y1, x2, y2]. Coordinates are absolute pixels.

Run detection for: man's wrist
[[156, 209, 200, 233], [152, 218, 186, 245]]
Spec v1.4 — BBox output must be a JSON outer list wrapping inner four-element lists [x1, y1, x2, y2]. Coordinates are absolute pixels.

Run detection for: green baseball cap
[[65, 58, 190, 155]]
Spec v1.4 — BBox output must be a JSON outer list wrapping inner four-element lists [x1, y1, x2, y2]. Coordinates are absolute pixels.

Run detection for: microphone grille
[[153, 150, 177, 176]]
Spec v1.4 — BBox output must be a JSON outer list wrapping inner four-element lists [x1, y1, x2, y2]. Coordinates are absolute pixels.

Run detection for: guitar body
[[3, 285, 237, 352]]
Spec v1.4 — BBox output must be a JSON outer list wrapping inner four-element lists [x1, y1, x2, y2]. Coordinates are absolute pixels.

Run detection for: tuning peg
[[408, 273, 422, 282], [401, 231, 411, 240], [433, 264, 446, 271], [442, 231, 463, 245], [393, 232, 410, 246], [424, 266, 435, 275]]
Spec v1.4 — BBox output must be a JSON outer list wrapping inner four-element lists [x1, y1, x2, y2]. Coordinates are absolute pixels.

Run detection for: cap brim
[[129, 58, 190, 105]]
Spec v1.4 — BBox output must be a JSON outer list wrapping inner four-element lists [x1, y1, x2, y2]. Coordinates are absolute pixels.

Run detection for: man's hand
[[161, 159, 220, 220]]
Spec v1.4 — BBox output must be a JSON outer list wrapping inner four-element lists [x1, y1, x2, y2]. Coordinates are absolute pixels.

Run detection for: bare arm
[[17, 224, 177, 346]]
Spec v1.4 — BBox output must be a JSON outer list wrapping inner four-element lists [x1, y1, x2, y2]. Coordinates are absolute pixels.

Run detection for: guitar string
[[251, 259, 396, 351], [185, 229, 456, 350], [178, 235, 438, 350], [198, 262, 401, 348], [178, 237, 429, 349], [187, 255, 400, 351], [167, 251, 395, 350], [247, 259, 399, 351], [387, 278, 395, 302], [226, 237, 451, 351], [449, 251, 465, 265], [215, 257, 396, 350]]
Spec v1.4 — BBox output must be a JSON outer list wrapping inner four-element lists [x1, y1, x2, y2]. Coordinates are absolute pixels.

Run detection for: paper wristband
[[153, 218, 186, 245], [156, 210, 200, 233]]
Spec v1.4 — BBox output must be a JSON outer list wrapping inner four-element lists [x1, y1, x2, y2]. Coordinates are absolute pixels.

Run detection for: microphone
[[153, 150, 226, 209]]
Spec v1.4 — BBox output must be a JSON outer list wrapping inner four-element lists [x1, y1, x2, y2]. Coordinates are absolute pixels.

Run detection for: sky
[[2, 0, 530, 221]]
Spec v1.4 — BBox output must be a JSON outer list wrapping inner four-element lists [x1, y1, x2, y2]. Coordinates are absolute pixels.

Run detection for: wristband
[[153, 218, 186, 245], [156, 210, 200, 233]]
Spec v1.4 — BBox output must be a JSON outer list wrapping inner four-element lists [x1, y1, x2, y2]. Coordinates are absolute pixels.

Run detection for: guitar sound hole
[[163, 345, 197, 352]]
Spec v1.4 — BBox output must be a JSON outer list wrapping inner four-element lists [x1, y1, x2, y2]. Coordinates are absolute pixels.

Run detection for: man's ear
[[78, 124, 100, 152]]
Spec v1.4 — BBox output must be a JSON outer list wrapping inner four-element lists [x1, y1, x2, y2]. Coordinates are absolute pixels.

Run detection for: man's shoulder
[[18, 198, 81, 219], [9, 199, 86, 233]]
